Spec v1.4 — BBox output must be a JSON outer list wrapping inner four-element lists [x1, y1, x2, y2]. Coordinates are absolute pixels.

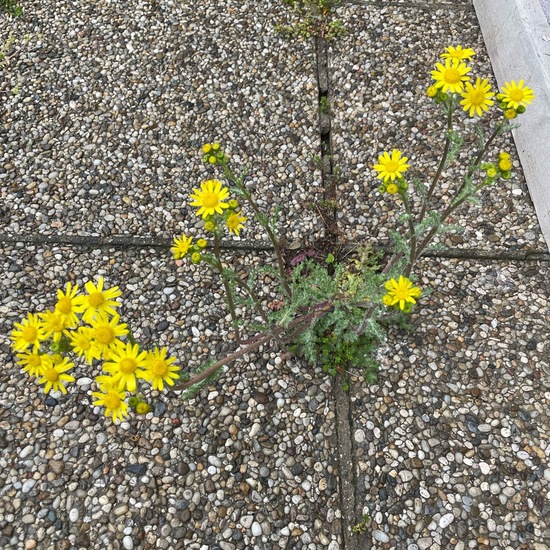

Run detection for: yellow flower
[[202, 143, 212, 153], [499, 158, 512, 171], [386, 183, 399, 195], [504, 109, 517, 120], [196, 238, 208, 249], [212, 143, 221, 151], [208, 156, 217, 164], [226, 212, 248, 236], [142, 347, 180, 391], [171, 234, 193, 260], [89, 313, 128, 353], [95, 374, 120, 392], [190, 180, 230, 219], [37, 357, 75, 394], [431, 58, 471, 93], [499, 152, 510, 160], [67, 327, 101, 365], [11, 313, 47, 352], [441, 45, 476, 61], [204, 221, 216, 232], [497, 80, 534, 110], [16, 350, 48, 377], [81, 277, 122, 323], [486, 167, 498, 178], [54, 282, 85, 327], [92, 388, 129, 423], [103, 342, 147, 392], [460, 77, 495, 117], [374, 149, 410, 182], [39, 310, 70, 343], [383, 276, 422, 311], [191, 252, 202, 264]]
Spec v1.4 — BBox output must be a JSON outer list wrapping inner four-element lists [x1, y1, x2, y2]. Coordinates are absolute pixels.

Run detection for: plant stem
[[213, 233, 241, 344], [403, 194, 416, 278], [172, 300, 333, 391], [222, 164, 292, 298], [418, 101, 454, 222]]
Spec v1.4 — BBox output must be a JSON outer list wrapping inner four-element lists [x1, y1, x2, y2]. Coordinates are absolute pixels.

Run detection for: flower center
[[57, 297, 73, 314], [22, 325, 38, 342], [119, 358, 137, 374], [201, 193, 219, 208], [44, 368, 59, 382], [385, 160, 400, 173], [393, 285, 411, 300], [469, 90, 485, 105], [78, 337, 91, 351], [104, 392, 121, 410], [150, 359, 168, 377], [445, 68, 461, 84], [88, 292, 105, 307], [509, 89, 524, 101], [28, 355, 42, 367], [95, 326, 115, 344]]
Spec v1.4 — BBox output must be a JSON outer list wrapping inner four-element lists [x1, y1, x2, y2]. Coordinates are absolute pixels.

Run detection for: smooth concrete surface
[[473, 0, 550, 252]]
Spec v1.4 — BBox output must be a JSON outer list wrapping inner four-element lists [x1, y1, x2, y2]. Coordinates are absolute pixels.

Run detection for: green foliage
[[352, 514, 371, 534], [1, 0, 22, 16]]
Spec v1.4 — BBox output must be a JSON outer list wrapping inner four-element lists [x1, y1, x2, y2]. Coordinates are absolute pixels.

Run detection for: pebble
[[439, 513, 454, 528], [123, 536, 134, 550], [372, 530, 390, 543]]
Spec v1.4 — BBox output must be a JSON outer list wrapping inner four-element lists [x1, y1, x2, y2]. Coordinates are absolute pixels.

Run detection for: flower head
[[37, 357, 75, 394], [92, 388, 129, 423], [431, 58, 471, 93], [11, 313, 47, 352], [67, 327, 101, 365], [374, 149, 410, 182], [103, 342, 147, 392], [460, 77, 495, 117], [135, 402, 151, 414], [383, 276, 422, 311], [89, 313, 128, 353], [226, 212, 248, 236], [39, 310, 70, 342], [386, 183, 399, 195], [171, 234, 193, 260], [142, 347, 180, 391], [54, 282, 85, 326], [441, 45, 476, 61], [190, 179, 230, 219], [81, 277, 122, 323], [16, 350, 48, 377], [497, 80, 534, 110]]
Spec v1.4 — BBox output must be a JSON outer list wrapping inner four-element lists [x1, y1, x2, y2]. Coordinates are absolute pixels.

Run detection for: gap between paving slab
[[472, 0, 550, 252]]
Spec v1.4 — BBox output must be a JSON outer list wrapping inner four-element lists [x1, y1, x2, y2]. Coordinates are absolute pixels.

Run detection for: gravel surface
[[0, 0, 323, 244], [0, 243, 342, 549], [330, 3, 546, 251], [351, 258, 550, 549]]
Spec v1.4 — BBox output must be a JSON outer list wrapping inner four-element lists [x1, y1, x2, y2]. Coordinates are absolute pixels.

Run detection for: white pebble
[[372, 530, 390, 543], [439, 513, 454, 528], [122, 536, 134, 550]]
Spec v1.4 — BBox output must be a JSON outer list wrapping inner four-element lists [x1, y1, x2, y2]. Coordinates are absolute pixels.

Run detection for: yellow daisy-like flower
[[81, 277, 122, 323], [374, 149, 410, 182], [142, 347, 180, 391], [16, 350, 48, 377], [383, 276, 422, 311], [486, 167, 498, 178], [431, 58, 471, 93], [426, 85, 438, 98], [441, 45, 476, 61], [67, 327, 101, 365], [39, 310, 70, 343], [89, 313, 128, 353], [190, 179, 230, 219], [92, 388, 129, 423], [504, 109, 517, 120], [202, 143, 212, 154], [11, 313, 47, 352], [226, 212, 248, 236], [497, 80, 535, 110], [103, 342, 147, 392], [460, 77, 495, 117], [95, 374, 120, 392], [171, 234, 193, 260], [54, 282, 85, 327], [37, 357, 75, 394]]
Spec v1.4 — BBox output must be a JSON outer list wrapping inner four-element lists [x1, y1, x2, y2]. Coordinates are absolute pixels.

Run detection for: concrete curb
[[473, 0, 550, 253]]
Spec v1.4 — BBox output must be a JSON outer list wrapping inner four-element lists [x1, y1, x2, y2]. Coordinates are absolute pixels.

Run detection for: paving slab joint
[[342, 0, 474, 11]]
